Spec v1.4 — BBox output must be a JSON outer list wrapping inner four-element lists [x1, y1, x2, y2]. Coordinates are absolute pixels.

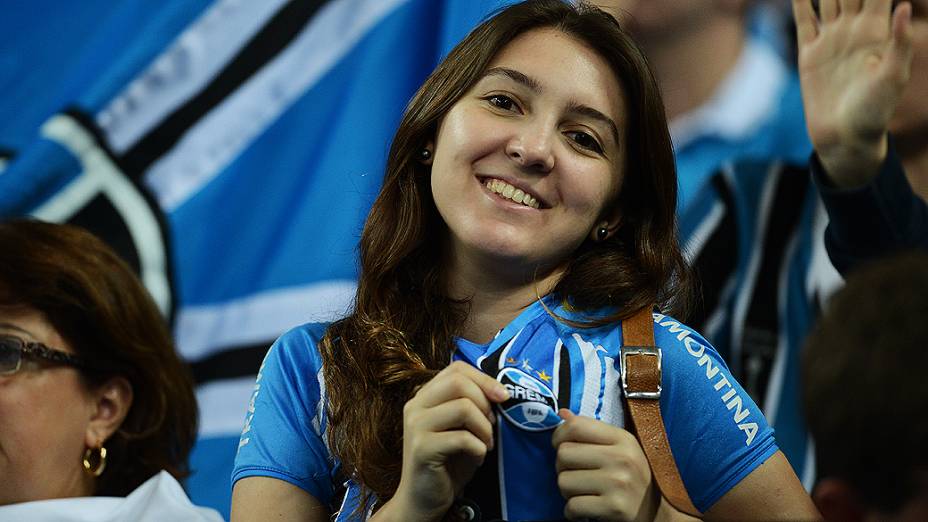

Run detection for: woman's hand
[[794, 0, 914, 187], [378, 361, 510, 522], [552, 409, 659, 522]]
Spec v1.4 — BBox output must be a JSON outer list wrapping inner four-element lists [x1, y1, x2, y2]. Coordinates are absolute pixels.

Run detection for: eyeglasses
[[0, 334, 95, 376]]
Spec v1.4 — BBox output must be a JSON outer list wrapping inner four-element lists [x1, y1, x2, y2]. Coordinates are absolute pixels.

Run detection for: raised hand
[[552, 410, 658, 522], [375, 361, 509, 522], [794, 0, 914, 186]]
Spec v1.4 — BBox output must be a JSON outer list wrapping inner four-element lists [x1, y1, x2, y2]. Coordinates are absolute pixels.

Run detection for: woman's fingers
[[408, 397, 495, 449], [556, 469, 601, 497], [792, 0, 819, 45], [415, 361, 509, 411], [556, 441, 611, 472], [839, 0, 862, 16], [552, 408, 633, 447], [394, 362, 506, 519], [562, 495, 601, 521], [862, 0, 892, 16], [558, 466, 649, 497], [552, 413, 656, 521], [820, 0, 840, 23], [413, 429, 491, 463], [443, 360, 509, 400]]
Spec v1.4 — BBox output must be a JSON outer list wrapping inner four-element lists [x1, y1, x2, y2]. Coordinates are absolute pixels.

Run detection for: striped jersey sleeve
[[231, 322, 338, 505]]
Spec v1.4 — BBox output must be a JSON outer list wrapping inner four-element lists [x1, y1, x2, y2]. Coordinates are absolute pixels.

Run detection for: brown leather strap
[[623, 306, 702, 517]]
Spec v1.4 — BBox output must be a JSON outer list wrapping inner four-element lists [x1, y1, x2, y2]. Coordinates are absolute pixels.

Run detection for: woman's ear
[[589, 208, 623, 242], [418, 140, 435, 165], [84, 377, 133, 448]]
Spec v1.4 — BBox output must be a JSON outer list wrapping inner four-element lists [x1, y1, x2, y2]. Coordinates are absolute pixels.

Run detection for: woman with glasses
[[0, 219, 220, 520]]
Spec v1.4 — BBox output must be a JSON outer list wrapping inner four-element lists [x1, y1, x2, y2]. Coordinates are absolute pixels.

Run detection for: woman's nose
[[505, 122, 555, 173]]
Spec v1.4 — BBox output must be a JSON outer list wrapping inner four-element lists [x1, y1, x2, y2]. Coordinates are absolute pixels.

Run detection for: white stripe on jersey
[[599, 350, 624, 427], [313, 365, 331, 457], [572, 333, 605, 418], [551, 338, 563, 401]]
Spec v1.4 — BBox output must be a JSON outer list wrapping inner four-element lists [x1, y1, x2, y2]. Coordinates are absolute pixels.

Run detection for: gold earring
[[82, 446, 107, 477]]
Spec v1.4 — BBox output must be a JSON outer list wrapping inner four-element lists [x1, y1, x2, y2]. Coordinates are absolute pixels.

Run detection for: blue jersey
[[680, 161, 835, 486], [232, 297, 777, 520], [678, 152, 928, 486]]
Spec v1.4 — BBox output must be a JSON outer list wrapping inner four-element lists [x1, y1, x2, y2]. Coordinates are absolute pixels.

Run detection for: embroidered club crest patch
[[496, 367, 562, 431]]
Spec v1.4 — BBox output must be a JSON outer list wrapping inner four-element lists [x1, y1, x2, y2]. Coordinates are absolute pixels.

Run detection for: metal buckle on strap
[[621, 345, 662, 400]]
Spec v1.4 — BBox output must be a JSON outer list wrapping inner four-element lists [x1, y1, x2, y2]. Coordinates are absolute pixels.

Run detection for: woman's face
[[0, 308, 97, 504], [430, 28, 627, 279]]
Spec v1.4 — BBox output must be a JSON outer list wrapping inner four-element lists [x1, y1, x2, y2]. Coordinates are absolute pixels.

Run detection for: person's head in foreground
[[326, 0, 682, 507], [0, 219, 198, 505], [803, 251, 928, 522]]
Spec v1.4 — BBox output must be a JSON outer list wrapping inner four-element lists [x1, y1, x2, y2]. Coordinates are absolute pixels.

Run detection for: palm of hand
[[799, 5, 909, 150]]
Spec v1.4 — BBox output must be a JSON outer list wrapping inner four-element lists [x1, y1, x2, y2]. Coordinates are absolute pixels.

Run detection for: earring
[[82, 446, 107, 477], [418, 148, 432, 161], [596, 226, 609, 242]]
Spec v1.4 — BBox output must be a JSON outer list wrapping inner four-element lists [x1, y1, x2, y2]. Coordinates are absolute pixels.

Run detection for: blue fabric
[[0, 2, 520, 515], [675, 73, 811, 212], [233, 298, 777, 518], [188, 436, 240, 522], [679, 159, 828, 483]]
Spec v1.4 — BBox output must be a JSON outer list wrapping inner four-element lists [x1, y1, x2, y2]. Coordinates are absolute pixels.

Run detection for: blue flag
[[0, 0, 517, 516]]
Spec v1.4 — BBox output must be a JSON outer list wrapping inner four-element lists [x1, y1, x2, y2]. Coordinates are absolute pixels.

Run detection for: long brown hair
[[320, 0, 691, 508], [0, 219, 198, 496]]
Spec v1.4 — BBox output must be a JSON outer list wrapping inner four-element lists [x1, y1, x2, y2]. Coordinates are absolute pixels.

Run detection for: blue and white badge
[[496, 367, 563, 431]]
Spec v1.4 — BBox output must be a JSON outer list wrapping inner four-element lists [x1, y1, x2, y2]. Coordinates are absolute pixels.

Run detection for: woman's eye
[[487, 95, 518, 112], [566, 131, 603, 154]]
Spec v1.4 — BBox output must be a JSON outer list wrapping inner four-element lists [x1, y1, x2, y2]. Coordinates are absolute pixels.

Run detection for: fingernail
[[495, 385, 510, 401], [558, 408, 574, 420]]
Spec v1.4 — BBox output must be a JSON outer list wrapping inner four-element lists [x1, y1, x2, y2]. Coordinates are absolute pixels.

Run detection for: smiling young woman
[[429, 27, 628, 311], [230, 2, 820, 521]]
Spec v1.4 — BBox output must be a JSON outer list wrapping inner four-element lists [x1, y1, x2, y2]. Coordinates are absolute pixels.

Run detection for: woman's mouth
[[482, 178, 541, 209]]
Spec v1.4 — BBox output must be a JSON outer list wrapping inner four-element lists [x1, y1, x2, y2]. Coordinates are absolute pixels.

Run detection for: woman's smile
[[430, 27, 627, 276], [479, 176, 544, 209]]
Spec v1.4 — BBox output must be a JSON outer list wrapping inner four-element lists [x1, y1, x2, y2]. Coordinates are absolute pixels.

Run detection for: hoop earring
[[596, 226, 609, 242], [82, 446, 107, 477]]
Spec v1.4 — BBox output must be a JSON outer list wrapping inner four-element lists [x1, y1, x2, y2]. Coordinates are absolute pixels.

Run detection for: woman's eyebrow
[[481, 67, 541, 93], [481, 66, 620, 145], [0, 322, 35, 338], [566, 101, 620, 145]]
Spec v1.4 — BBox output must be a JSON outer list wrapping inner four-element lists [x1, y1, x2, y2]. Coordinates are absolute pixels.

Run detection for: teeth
[[485, 179, 540, 208]]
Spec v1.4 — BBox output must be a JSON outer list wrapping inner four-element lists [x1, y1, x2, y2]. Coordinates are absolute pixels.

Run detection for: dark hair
[[319, 0, 691, 509], [802, 251, 928, 512], [0, 219, 198, 496]]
